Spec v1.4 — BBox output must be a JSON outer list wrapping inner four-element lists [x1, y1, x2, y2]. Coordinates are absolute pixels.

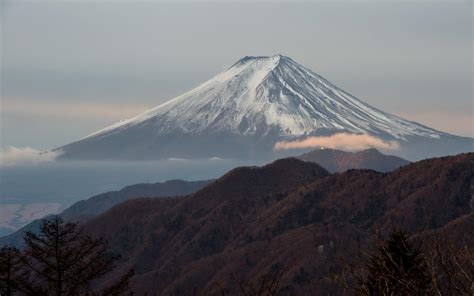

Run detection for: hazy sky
[[1, 0, 472, 149]]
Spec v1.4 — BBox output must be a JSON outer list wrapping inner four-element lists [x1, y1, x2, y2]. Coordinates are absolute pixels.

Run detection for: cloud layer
[[274, 133, 399, 151], [0, 146, 62, 166], [0, 202, 62, 232]]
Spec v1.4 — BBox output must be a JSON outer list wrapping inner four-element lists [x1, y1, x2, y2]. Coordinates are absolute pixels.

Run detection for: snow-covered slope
[[85, 55, 441, 140], [58, 55, 473, 160]]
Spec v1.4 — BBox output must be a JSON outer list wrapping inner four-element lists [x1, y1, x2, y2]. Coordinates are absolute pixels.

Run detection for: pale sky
[[1, 0, 472, 150]]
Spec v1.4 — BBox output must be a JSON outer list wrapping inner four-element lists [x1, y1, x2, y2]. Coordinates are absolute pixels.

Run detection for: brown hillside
[[84, 153, 473, 295]]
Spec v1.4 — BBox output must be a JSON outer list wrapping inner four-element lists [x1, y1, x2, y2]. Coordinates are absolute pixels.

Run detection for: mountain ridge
[[297, 148, 410, 172]]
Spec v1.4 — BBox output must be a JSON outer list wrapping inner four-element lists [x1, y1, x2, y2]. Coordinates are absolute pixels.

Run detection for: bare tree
[[424, 234, 474, 296], [219, 267, 285, 296], [20, 216, 132, 295], [237, 268, 284, 296]]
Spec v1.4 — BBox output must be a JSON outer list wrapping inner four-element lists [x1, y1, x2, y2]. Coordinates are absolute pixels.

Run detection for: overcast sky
[[1, 0, 472, 149]]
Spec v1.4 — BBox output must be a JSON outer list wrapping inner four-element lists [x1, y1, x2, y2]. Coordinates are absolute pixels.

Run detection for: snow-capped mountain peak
[[84, 54, 441, 141], [60, 55, 472, 161]]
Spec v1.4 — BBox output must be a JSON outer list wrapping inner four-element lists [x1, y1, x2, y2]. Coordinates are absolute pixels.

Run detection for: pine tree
[[357, 230, 432, 296], [21, 216, 132, 295]]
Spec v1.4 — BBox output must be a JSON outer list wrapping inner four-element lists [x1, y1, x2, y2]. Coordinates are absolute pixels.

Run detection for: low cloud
[[209, 157, 224, 161], [274, 133, 399, 151], [167, 157, 189, 162], [0, 146, 63, 166], [0, 202, 62, 232]]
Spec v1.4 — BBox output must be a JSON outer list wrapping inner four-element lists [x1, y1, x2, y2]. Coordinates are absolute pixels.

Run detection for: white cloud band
[[274, 133, 399, 151]]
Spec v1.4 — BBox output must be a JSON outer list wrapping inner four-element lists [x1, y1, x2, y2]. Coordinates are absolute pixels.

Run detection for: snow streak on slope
[[84, 55, 443, 141]]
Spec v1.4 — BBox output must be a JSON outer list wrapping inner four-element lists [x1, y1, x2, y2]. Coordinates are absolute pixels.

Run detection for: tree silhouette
[[358, 230, 431, 295], [334, 229, 434, 295], [0, 245, 24, 296], [20, 216, 132, 295]]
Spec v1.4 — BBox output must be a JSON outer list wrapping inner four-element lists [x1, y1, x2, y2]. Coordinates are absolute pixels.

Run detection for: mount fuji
[[57, 55, 473, 161]]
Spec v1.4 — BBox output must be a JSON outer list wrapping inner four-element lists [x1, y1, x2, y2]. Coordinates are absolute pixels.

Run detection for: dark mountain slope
[[297, 148, 410, 172], [62, 179, 211, 221], [85, 159, 329, 293], [84, 153, 473, 294]]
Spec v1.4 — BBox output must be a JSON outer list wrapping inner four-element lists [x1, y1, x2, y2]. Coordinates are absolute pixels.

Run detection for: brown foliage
[[77, 154, 473, 294]]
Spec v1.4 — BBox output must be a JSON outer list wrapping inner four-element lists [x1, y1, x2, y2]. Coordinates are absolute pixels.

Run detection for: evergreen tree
[[357, 230, 432, 296], [0, 245, 24, 296], [21, 216, 132, 295]]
